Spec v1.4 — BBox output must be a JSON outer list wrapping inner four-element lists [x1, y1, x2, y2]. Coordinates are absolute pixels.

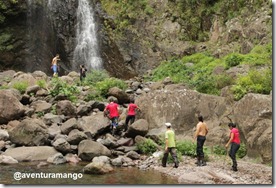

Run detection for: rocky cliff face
[[135, 84, 272, 163], [0, 0, 272, 78]]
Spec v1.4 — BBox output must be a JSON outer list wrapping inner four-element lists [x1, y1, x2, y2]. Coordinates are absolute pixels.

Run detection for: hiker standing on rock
[[194, 115, 208, 166], [51, 54, 60, 77], [124, 98, 140, 132], [162, 122, 179, 168], [225, 122, 240, 172]]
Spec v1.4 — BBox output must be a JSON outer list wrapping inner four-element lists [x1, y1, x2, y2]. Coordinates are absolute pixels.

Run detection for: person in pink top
[[104, 98, 119, 132], [225, 122, 240, 172], [124, 99, 140, 131]]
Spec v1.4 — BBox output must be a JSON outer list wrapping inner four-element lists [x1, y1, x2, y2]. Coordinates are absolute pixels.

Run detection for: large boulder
[[31, 100, 52, 113], [135, 87, 229, 144], [78, 140, 112, 161], [125, 119, 149, 138], [2, 146, 59, 161], [0, 89, 25, 124], [232, 93, 272, 163], [56, 100, 77, 117], [8, 118, 49, 146], [107, 87, 130, 104], [78, 113, 110, 138], [8, 73, 37, 88]]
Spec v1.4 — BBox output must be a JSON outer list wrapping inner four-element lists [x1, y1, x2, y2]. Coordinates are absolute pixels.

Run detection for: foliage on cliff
[[0, 0, 21, 24], [100, 0, 271, 42], [146, 42, 272, 100]]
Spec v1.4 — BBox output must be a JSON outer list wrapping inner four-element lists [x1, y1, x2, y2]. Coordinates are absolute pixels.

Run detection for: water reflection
[[0, 162, 178, 185]]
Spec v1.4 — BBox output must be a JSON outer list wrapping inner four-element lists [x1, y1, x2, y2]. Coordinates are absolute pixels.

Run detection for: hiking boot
[[232, 167, 238, 171], [197, 161, 202, 166], [162, 164, 166, 167], [173, 164, 179, 168], [201, 161, 207, 166]]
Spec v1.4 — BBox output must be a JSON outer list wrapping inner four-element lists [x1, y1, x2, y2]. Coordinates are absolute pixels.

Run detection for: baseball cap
[[165, 122, 172, 127]]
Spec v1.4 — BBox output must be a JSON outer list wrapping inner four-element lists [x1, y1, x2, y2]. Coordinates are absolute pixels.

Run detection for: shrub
[[215, 74, 234, 89], [237, 143, 247, 159], [95, 77, 127, 97], [49, 77, 80, 102], [51, 104, 57, 115], [85, 89, 104, 102], [176, 140, 197, 157], [213, 143, 247, 159], [232, 68, 272, 100], [84, 70, 109, 86], [213, 145, 227, 155], [35, 111, 44, 117], [36, 79, 47, 89], [225, 53, 243, 68], [137, 138, 158, 155], [12, 81, 28, 94]]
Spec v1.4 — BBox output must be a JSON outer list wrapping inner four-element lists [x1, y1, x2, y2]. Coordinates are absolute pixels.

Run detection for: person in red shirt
[[124, 99, 140, 131], [225, 122, 240, 172], [104, 98, 119, 133]]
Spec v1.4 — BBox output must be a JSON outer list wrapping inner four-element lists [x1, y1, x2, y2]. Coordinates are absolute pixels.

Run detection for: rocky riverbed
[[148, 155, 272, 184]]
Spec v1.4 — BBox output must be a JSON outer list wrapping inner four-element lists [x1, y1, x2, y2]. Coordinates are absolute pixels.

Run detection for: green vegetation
[[51, 104, 57, 115], [47, 70, 128, 102], [36, 79, 47, 89], [0, 33, 12, 51], [100, 0, 269, 42], [35, 111, 45, 117], [12, 81, 28, 94], [236, 143, 247, 159], [213, 145, 227, 155], [146, 43, 272, 100], [100, 0, 153, 37], [176, 140, 197, 157], [213, 143, 247, 159], [95, 77, 127, 97], [137, 138, 158, 155], [0, 0, 19, 24], [81, 70, 127, 101], [49, 77, 80, 102], [84, 70, 109, 86]]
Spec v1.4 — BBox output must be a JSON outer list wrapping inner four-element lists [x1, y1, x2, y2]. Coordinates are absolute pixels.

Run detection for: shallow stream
[[0, 162, 178, 185]]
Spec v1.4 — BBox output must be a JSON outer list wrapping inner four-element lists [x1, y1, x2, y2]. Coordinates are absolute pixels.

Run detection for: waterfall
[[73, 0, 102, 70]]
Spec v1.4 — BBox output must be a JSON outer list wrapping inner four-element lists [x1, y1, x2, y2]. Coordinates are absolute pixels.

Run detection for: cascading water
[[73, 0, 102, 71]]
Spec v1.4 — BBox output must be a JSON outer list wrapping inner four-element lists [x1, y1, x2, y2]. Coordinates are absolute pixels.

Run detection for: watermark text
[[13, 172, 83, 181]]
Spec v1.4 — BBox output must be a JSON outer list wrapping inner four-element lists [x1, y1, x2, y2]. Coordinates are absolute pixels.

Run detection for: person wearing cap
[[162, 122, 179, 168], [225, 122, 240, 171], [194, 115, 208, 166]]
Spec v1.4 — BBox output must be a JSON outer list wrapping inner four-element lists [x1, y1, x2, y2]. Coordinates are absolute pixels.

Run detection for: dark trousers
[[229, 142, 240, 169], [125, 115, 135, 130], [196, 135, 206, 158], [162, 147, 179, 167]]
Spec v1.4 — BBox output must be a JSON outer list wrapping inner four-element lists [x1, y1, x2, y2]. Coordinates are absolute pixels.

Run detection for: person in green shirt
[[162, 122, 179, 168]]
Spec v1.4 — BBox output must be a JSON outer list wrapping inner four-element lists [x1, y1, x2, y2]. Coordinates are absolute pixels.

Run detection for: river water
[[0, 162, 178, 185]]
